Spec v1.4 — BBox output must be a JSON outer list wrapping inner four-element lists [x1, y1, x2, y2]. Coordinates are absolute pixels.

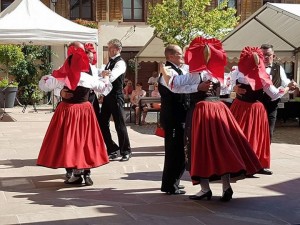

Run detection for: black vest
[[105, 56, 125, 97], [158, 61, 188, 126]]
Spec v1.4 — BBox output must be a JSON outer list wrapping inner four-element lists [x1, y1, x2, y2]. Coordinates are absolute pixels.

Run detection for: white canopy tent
[[0, 0, 98, 45], [222, 3, 300, 82], [135, 35, 165, 63]]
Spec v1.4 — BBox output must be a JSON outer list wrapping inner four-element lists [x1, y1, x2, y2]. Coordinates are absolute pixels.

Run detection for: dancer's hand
[[60, 88, 73, 99], [233, 84, 246, 96], [197, 80, 212, 92]]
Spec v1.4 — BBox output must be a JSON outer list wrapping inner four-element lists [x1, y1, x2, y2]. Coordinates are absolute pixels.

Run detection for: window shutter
[[109, 0, 122, 21], [97, 0, 107, 21]]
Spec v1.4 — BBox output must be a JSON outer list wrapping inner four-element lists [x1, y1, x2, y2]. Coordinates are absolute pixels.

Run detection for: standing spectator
[[37, 42, 112, 186], [148, 71, 159, 95], [159, 44, 199, 195], [130, 82, 147, 125], [99, 39, 132, 162]]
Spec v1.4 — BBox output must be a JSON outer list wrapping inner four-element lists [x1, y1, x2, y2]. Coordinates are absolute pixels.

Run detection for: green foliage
[[148, 0, 240, 47], [0, 44, 24, 79], [74, 18, 98, 29], [0, 78, 18, 88], [10, 45, 53, 104]]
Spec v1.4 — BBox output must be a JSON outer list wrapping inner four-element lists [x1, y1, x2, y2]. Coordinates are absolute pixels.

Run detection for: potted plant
[[0, 44, 24, 108], [10, 45, 53, 106]]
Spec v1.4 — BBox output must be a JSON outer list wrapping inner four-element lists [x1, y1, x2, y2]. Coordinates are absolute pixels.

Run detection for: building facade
[[1, 0, 300, 88]]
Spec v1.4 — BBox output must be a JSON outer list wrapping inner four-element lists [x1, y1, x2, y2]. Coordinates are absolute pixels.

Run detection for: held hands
[[233, 84, 247, 96], [101, 70, 111, 78], [197, 80, 212, 92], [288, 80, 298, 91], [60, 88, 73, 99], [159, 63, 172, 85]]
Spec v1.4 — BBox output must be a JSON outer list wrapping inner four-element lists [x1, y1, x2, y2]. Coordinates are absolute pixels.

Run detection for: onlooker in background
[[150, 82, 161, 109], [148, 71, 159, 95], [130, 82, 147, 125], [123, 79, 133, 103]]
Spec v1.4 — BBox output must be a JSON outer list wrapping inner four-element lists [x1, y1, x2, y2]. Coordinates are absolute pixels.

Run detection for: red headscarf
[[184, 36, 227, 83], [238, 46, 272, 90], [84, 43, 97, 65], [52, 44, 89, 90]]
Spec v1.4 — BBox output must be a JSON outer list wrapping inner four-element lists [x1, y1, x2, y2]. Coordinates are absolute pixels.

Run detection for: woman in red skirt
[[37, 42, 112, 186], [230, 47, 289, 174], [160, 37, 262, 202]]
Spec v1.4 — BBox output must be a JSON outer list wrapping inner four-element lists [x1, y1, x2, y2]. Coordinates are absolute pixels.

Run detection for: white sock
[[195, 179, 210, 196], [221, 174, 231, 191]]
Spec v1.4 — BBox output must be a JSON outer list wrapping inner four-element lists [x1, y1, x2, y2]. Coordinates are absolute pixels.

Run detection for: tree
[[148, 0, 239, 47]]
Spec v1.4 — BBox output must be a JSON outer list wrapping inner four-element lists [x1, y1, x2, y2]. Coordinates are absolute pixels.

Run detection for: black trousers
[[99, 94, 131, 155], [161, 124, 186, 192], [263, 99, 279, 140]]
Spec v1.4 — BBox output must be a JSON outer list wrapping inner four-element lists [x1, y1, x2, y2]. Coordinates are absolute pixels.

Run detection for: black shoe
[[258, 168, 273, 175], [65, 168, 73, 179], [108, 152, 118, 160], [120, 153, 132, 162], [84, 175, 93, 186], [167, 189, 186, 195], [64, 176, 83, 185], [189, 190, 212, 200], [178, 184, 185, 189], [220, 187, 233, 202]]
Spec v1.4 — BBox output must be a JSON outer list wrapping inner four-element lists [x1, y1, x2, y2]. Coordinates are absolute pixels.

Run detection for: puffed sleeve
[[92, 77, 112, 96], [262, 81, 286, 101], [38, 75, 64, 92]]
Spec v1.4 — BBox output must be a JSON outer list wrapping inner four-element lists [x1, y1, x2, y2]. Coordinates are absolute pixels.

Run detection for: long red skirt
[[230, 99, 270, 168], [37, 102, 109, 169], [190, 101, 262, 183]]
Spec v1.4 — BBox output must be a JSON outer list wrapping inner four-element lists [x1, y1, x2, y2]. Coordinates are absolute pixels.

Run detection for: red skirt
[[37, 102, 109, 169], [230, 99, 270, 168], [190, 101, 262, 183]]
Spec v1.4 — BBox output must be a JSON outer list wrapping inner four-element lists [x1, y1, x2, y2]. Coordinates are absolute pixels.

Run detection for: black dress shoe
[[120, 153, 132, 162], [167, 189, 186, 195], [84, 175, 93, 186], [64, 176, 83, 185], [220, 187, 233, 202], [178, 184, 185, 189], [258, 168, 273, 175], [189, 190, 212, 200], [108, 152, 118, 160]]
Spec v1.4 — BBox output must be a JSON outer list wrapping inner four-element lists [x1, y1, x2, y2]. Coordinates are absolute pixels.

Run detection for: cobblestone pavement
[[0, 105, 299, 225]]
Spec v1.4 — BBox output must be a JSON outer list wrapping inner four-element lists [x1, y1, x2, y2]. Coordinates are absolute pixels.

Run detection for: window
[[218, 0, 237, 8], [1, 0, 14, 11], [70, 0, 93, 20], [123, 0, 144, 22], [263, 0, 281, 4]]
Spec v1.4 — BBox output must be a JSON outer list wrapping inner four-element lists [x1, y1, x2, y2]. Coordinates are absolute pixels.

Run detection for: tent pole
[[295, 52, 300, 84], [134, 57, 138, 85]]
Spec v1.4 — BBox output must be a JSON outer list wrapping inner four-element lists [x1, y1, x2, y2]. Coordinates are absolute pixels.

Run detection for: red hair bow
[[238, 46, 272, 90], [84, 43, 97, 65], [185, 36, 227, 83], [52, 46, 89, 90]]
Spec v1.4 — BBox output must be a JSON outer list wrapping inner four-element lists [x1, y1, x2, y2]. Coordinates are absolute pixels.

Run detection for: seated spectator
[[150, 82, 161, 109], [130, 82, 147, 125], [148, 71, 159, 95], [123, 80, 133, 103]]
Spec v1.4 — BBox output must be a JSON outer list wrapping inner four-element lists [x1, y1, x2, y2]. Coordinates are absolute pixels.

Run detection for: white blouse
[[230, 67, 286, 101], [39, 72, 112, 96], [166, 70, 218, 94]]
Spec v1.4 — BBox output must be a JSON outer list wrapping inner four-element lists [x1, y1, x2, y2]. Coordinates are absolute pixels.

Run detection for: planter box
[[0, 87, 18, 108]]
